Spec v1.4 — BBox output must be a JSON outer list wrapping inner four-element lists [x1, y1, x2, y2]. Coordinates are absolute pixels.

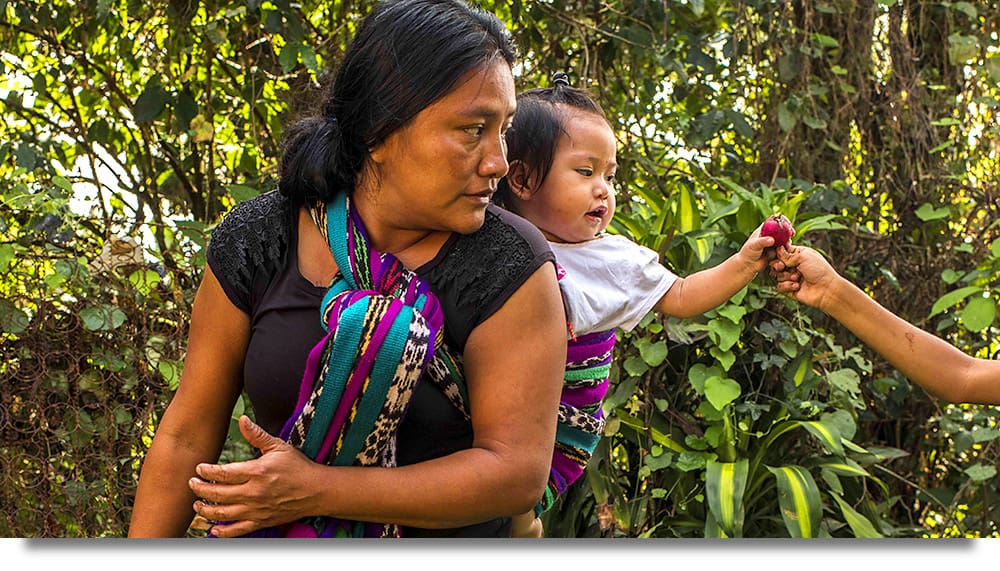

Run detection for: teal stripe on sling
[[327, 198, 357, 288], [564, 364, 611, 381], [556, 422, 601, 451], [320, 280, 351, 329], [334, 303, 415, 466], [302, 298, 371, 458]]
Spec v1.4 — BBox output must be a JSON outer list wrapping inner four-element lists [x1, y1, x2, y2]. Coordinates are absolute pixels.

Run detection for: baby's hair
[[495, 72, 608, 209]]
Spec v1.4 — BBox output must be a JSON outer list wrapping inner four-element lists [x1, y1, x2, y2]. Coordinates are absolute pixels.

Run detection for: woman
[[128, 0, 566, 538], [772, 244, 1000, 404]]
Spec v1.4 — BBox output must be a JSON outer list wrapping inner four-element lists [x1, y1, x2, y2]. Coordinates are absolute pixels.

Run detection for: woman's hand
[[189, 415, 320, 538]]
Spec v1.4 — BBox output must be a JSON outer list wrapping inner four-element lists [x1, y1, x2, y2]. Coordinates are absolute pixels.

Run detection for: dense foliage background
[[2, 0, 998, 538]]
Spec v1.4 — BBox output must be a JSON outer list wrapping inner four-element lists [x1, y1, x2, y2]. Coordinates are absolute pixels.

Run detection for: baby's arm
[[773, 245, 1000, 405], [654, 224, 774, 318]]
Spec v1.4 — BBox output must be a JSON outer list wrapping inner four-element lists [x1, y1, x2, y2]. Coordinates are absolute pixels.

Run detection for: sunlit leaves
[[767, 465, 822, 538]]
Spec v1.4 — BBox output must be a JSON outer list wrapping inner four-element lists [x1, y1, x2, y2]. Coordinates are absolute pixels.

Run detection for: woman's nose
[[480, 133, 509, 180]]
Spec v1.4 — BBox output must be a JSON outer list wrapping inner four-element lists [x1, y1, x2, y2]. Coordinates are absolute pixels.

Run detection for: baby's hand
[[738, 223, 781, 272]]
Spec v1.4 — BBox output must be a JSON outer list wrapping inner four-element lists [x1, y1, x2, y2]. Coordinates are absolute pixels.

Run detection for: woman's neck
[[351, 192, 450, 270]]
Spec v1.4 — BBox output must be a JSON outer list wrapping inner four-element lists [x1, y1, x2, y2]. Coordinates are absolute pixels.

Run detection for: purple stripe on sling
[[561, 376, 610, 408]]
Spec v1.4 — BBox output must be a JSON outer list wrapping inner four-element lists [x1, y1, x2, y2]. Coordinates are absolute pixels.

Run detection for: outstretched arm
[[772, 245, 1000, 405], [656, 224, 774, 318]]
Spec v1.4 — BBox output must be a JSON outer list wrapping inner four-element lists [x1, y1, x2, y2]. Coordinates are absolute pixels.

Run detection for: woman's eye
[[465, 125, 485, 137]]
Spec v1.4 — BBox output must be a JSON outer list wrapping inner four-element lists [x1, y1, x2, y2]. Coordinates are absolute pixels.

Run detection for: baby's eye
[[606, 173, 616, 182], [576, 168, 594, 177]]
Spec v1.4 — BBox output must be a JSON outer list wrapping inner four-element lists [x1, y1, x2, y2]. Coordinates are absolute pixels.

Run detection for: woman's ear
[[506, 160, 536, 200]]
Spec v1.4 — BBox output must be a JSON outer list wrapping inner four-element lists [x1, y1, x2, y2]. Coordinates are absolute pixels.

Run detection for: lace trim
[[207, 190, 292, 311]]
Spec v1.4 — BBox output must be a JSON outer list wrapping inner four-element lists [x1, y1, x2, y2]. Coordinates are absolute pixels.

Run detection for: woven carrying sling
[[249, 192, 468, 538], [534, 327, 615, 516]]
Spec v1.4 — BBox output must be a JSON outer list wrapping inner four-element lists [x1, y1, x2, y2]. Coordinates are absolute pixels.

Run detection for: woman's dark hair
[[493, 72, 608, 210], [279, 0, 517, 204]]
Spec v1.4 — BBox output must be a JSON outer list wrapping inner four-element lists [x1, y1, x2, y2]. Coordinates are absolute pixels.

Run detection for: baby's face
[[520, 111, 618, 244]]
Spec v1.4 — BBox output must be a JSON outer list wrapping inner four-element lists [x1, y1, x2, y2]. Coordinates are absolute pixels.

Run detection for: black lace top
[[205, 190, 555, 537]]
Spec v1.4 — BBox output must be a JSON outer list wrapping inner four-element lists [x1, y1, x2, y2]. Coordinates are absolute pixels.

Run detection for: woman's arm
[[128, 267, 248, 537], [773, 245, 1000, 405], [189, 263, 567, 537], [656, 226, 774, 318]]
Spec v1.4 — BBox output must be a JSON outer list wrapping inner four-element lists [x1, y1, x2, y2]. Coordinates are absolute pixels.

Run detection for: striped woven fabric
[[248, 192, 466, 538], [534, 328, 616, 516]]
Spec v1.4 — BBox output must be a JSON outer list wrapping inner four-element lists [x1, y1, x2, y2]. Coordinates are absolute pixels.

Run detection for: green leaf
[[831, 493, 883, 538], [766, 465, 822, 538], [676, 183, 700, 233], [623, 355, 649, 377], [228, 184, 260, 203], [964, 464, 997, 483], [707, 317, 741, 351], [158, 359, 183, 391], [279, 41, 301, 73], [914, 203, 950, 221], [638, 338, 668, 367], [778, 100, 797, 132], [80, 304, 127, 331], [0, 243, 14, 273], [127, 269, 161, 297], [801, 420, 845, 456], [705, 376, 741, 410], [931, 286, 983, 316], [961, 296, 996, 331], [706, 459, 749, 537], [0, 298, 30, 334], [947, 34, 979, 66], [825, 368, 861, 401], [132, 82, 169, 124]]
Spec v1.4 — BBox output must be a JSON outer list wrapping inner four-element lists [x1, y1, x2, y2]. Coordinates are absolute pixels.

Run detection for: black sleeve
[[205, 191, 292, 314]]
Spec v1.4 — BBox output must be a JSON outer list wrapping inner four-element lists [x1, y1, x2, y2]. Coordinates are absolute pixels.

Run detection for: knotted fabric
[[248, 191, 468, 538]]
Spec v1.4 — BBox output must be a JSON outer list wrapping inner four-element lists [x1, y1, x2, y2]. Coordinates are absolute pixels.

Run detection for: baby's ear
[[506, 160, 536, 200]]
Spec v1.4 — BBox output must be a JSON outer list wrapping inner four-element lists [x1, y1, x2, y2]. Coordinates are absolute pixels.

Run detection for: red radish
[[761, 214, 794, 248]]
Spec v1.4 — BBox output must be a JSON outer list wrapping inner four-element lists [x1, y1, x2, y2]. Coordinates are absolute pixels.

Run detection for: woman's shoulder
[[206, 190, 295, 312], [419, 205, 555, 348]]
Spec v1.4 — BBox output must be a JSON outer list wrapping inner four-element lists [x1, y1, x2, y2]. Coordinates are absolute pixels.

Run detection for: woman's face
[[361, 59, 516, 250]]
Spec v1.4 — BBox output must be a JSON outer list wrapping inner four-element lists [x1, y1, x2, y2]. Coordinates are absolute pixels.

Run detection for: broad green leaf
[[914, 203, 950, 221], [676, 183, 700, 233], [0, 243, 15, 272], [127, 269, 161, 297], [960, 296, 996, 331], [706, 459, 749, 537], [0, 298, 30, 334], [705, 376, 741, 410], [766, 465, 822, 538], [80, 305, 127, 331], [801, 420, 844, 456], [964, 464, 997, 483], [132, 82, 168, 124], [831, 493, 883, 538], [947, 34, 979, 65], [228, 184, 260, 203], [931, 286, 983, 316], [638, 338, 668, 367], [707, 317, 741, 351], [710, 346, 736, 371], [825, 368, 861, 401]]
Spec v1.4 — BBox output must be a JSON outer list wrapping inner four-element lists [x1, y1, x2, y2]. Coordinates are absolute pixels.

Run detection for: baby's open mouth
[[586, 206, 607, 218]]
